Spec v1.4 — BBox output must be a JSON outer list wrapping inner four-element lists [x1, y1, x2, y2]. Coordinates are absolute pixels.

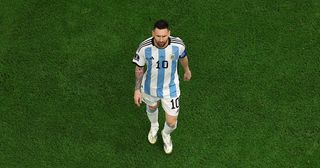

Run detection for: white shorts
[[142, 92, 180, 117]]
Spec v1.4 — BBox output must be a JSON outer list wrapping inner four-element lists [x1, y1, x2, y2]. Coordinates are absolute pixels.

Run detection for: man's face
[[152, 28, 170, 48]]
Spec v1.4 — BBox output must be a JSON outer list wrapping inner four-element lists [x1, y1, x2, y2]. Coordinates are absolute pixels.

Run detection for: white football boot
[[161, 130, 173, 154], [148, 126, 159, 144]]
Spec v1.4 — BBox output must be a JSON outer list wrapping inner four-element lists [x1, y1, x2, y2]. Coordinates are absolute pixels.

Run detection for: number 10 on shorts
[[170, 97, 180, 109]]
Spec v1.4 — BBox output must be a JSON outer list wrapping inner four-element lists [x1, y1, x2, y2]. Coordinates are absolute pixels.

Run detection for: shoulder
[[170, 36, 185, 47], [137, 37, 153, 52]]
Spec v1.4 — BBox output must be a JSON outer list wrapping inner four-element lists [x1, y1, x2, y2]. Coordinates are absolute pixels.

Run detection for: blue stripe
[[144, 47, 152, 94], [180, 49, 187, 58], [170, 46, 179, 98], [157, 49, 165, 98]]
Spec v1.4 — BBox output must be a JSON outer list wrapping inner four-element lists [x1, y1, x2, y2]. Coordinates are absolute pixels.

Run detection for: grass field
[[1, 0, 319, 167]]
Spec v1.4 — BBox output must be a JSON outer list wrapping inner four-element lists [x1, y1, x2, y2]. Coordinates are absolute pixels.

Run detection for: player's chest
[[145, 47, 179, 63]]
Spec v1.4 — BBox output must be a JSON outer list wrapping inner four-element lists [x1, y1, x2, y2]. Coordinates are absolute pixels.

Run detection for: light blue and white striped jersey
[[133, 36, 187, 98]]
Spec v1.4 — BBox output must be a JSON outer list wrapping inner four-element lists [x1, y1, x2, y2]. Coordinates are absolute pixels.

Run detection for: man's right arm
[[134, 65, 144, 107], [135, 66, 144, 90]]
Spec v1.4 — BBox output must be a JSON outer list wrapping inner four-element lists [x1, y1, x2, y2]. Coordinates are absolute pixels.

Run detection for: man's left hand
[[184, 70, 192, 81]]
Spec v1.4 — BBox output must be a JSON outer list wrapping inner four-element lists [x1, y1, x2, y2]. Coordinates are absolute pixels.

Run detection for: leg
[[161, 97, 179, 134], [161, 97, 180, 154], [142, 92, 160, 128], [161, 113, 178, 154], [146, 104, 160, 144], [146, 104, 159, 128], [164, 113, 178, 134], [142, 92, 160, 144]]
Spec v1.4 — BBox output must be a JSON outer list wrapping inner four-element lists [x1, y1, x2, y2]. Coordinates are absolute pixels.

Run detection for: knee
[[147, 105, 158, 113], [166, 120, 177, 128]]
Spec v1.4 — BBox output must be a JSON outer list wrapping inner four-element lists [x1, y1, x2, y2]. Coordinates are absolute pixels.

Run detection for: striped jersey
[[132, 36, 187, 98]]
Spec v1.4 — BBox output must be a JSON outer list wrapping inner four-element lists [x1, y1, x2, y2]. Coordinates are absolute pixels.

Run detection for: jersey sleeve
[[178, 38, 187, 58], [132, 47, 146, 67], [179, 47, 187, 58]]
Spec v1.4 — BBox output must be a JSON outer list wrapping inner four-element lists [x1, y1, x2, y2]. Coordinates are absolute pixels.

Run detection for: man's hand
[[180, 57, 191, 81], [134, 90, 142, 107], [184, 70, 192, 81]]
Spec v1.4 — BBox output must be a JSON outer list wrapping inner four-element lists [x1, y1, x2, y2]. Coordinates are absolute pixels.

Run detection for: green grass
[[1, 0, 319, 167]]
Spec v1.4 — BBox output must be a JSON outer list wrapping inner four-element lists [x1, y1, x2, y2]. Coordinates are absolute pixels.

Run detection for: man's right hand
[[134, 90, 142, 107]]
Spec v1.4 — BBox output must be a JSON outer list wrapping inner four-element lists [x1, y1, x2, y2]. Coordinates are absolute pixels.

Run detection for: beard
[[155, 41, 167, 48]]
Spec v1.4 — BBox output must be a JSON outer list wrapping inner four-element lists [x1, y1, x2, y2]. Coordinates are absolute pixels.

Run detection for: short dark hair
[[153, 19, 169, 30]]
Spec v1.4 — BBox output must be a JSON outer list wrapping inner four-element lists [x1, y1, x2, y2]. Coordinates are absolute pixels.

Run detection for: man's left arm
[[180, 57, 191, 81]]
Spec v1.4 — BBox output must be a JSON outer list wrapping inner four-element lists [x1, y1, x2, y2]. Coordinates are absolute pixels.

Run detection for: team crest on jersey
[[170, 54, 175, 60]]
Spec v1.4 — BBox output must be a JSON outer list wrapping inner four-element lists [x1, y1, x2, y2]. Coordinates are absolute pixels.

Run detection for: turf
[[1, 0, 319, 167]]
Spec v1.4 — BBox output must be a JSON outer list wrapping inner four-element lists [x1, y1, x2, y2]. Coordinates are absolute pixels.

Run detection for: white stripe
[[162, 46, 172, 97], [150, 47, 158, 97]]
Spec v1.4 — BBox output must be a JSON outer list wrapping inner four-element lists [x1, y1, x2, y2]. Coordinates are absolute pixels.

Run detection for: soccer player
[[132, 20, 191, 154]]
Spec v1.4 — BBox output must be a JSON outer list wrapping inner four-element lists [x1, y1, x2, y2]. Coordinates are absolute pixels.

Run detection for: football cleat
[[148, 126, 159, 144], [161, 130, 173, 154]]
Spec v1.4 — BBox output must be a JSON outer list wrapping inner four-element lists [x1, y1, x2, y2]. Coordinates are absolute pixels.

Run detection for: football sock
[[146, 107, 159, 128], [163, 121, 177, 135]]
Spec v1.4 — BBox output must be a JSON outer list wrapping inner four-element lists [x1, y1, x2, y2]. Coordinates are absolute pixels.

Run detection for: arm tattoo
[[135, 66, 144, 90]]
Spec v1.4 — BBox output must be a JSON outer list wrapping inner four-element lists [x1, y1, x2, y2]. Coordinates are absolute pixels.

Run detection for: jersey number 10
[[171, 97, 180, 109], [156, 60, 168, 69]]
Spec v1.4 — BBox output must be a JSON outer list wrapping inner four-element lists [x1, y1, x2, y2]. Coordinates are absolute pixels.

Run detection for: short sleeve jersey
[[132, 36, 187, 98]]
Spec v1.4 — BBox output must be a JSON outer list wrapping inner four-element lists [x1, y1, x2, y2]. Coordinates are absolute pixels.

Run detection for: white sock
[[163, 121, 177, 135], [146, 107, 159, 128]]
